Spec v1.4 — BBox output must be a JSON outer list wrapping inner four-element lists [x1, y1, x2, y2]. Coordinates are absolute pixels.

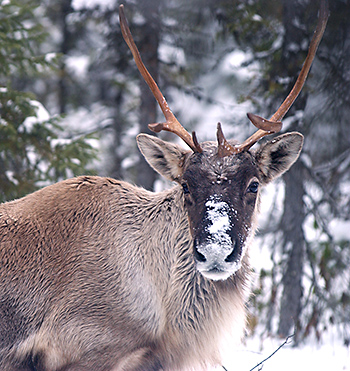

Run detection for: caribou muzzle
[[194, 237, 242, 281], [193, 196, 243, 281]]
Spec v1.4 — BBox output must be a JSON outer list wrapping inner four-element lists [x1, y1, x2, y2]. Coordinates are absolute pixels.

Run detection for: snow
[[329, 219, 350, 241], [165, 34, 258, 144], [251, 14, 263, 22], [206, 196, 231, 236], [159, 42, 186, 68], [20, 100, 50, 132], [5, 171, 18, 186], [202, 196, 232, 255], [50, 138, 74, 148], [223, 50, 256, 79], [65, 55, 90, 79], [72, 0, 115, 10], [44, 52, 57, 63], [220, 332, 350, 371]]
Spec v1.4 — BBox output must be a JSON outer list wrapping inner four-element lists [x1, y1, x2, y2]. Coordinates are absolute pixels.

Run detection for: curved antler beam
[[119, 5, 202, 153], [233, 113, 283, 153]]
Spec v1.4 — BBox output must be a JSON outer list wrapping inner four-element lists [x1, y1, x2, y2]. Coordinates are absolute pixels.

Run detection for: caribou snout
[[194, 239, 242, 281], [193, 196, 243, 281]]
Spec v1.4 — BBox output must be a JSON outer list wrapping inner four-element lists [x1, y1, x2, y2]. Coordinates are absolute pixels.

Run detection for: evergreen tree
[[0, 0, 97, 202]]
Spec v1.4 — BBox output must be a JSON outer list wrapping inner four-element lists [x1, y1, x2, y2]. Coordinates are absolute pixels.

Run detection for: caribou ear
[[136, 134, 189, 181], [255, 132, 304, 184]]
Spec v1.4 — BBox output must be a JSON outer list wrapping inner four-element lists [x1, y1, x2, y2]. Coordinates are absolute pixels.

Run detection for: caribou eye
[[182, 183, 190, 194], [247, 181, 259, 193]]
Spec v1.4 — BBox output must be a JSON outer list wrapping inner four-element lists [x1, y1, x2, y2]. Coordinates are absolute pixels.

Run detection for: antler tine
[[233, 0, 329, 154], [217, 123, 235, 157], [119, 5, 202, 153], [216, 114, 283, 156]]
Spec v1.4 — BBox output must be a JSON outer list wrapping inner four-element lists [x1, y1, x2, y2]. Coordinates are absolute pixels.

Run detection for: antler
[[119, 5, 202, 153], [217, 0, 329, 157]]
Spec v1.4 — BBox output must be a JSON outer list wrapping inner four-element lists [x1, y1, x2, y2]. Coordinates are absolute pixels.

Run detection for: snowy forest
[[0, 0, 350, 367]]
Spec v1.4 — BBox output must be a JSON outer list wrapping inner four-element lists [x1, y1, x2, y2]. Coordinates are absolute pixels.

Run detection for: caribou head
[[119, 2, 328, 280]]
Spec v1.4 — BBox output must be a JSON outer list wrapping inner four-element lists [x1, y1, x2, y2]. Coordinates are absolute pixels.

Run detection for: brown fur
[[0, 134, 303, 370]]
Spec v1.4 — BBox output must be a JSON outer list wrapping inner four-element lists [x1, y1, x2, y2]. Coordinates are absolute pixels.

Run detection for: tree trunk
[[277, 0, 310, 339], [278, 161, 305, 338]]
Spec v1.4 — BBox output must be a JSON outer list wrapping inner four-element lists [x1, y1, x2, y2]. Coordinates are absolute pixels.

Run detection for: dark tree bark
[[278, 161, 306, 338], [275, 0, 311, 339]]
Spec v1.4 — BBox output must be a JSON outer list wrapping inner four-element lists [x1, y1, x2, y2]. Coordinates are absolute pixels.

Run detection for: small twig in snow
[[221, 333, 294, 371], [249, 333, 295, 371]]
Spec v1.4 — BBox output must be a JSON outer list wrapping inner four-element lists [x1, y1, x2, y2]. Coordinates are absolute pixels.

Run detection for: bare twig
[[249, 334, 295, 371], [221, 334, 295, 371]]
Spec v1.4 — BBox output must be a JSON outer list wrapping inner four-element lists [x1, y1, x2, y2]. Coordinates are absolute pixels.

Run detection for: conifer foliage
[[0, 0, 96, 202]]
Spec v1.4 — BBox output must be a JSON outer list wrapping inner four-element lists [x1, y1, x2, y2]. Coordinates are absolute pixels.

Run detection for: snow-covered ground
[[222, 332, 350, 371]]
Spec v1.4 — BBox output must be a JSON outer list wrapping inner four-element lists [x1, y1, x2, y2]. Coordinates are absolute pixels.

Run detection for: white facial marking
[[195, 195, 250, 280], [205, 196, 231, 240]]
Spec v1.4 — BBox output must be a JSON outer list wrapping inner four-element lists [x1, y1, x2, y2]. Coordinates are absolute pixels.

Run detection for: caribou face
[[137, 131, 304, 281], [180, 142, 259, 280]]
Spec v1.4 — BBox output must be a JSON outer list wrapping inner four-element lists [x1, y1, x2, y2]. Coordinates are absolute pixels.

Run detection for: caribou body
[[0, 2, 328, 371]]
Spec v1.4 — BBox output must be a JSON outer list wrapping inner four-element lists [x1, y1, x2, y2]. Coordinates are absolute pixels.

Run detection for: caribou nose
[[194, 240, 240, 281]]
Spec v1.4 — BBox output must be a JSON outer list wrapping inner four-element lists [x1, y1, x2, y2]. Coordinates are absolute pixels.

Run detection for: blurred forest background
[[0, 0, 349, 347]]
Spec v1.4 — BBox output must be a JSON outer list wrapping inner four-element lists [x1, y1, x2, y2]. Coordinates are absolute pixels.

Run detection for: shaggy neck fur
[[112, 183, 251, 370]]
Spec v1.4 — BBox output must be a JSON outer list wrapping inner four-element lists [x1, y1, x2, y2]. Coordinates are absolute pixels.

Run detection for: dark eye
[[247, 181, 259, 194], [182, 183, 190, 194]]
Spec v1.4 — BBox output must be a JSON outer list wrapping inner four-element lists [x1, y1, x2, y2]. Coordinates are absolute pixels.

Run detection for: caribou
[[0, 2, 328, 370]]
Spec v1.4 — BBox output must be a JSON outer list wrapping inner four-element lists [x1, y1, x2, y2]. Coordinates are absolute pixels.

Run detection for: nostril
[[225, 248, 238, 263], [194, 249, 207, 263]]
